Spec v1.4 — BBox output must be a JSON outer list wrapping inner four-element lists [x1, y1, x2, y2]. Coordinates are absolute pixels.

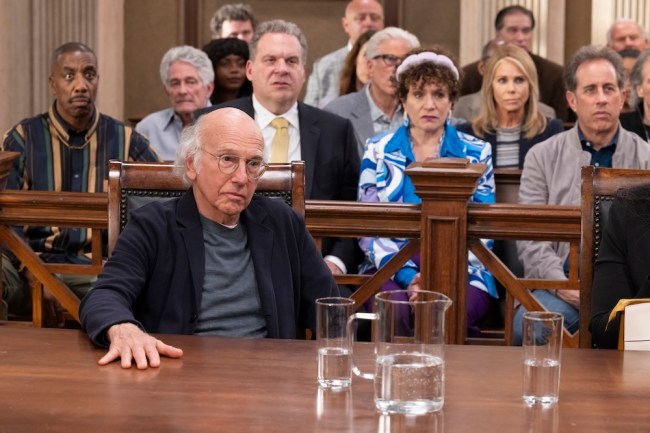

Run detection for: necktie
[[270, 117, 289, 163]]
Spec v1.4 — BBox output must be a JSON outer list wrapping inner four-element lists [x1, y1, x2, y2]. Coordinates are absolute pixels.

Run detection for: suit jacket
[[303, 46, 348, 108], [323, 85, 375, 157], [80, 191, 339, 347], [590, 185, 650, 349], [196, 96, 362, 271], [460, 53, 569, 121], [456, 117, 564, 169]]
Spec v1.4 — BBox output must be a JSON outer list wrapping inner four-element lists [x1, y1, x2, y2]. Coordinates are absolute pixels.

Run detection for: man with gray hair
[[80, 108, 339, 369], [197, 19, 361, 279], [607, 18, 648, 52], [514, 45, 650, 344], [324, 27, 420, 155], [136, 46, 214, 160], [209, 3, 256, 42]]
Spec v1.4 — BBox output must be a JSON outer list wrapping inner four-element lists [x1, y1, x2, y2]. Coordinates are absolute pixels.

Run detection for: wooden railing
[[0, 155, 583, 346]]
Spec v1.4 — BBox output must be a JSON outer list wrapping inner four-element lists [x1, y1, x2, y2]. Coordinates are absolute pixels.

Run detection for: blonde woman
[[457, 44, 563, 169]]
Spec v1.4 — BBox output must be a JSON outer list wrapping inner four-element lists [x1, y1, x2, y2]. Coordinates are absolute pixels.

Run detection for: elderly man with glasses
[[324, 27, 420, 156], [80, 108, 339, 369]]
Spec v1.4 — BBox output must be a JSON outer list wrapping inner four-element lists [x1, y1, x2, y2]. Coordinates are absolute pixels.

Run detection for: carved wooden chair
[[107, 159, 305, 255], [579, 166, 650, 348]]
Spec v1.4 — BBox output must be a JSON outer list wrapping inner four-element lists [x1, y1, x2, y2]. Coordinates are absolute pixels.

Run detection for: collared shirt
[[578, 127, 618, 168], [2, 102, 159, 260], [365, 85, 404, 136], [252, 95, 301, 161], [136, 107, 184, 161]]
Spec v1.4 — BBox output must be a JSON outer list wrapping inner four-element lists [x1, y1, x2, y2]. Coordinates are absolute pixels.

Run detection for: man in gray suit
[[323, 27, 419, 156], [303, 0, 384, 108]]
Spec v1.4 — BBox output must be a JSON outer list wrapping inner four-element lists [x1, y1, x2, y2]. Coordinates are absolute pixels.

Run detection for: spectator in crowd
[[606, 18, 648, 52], [1, 42, 158, 321], [590, 184, 650, 349], [358, 47, 497, 337], [209, 3, 256, 42], [457, 44, 563, 169], [324, 27, 420, 156], [338, 29, 376, 97], [454, 39, 556, 123], [620, 49, 650, 141], [304, 0, 384, 108], [80, 108, 339, 368], [460, 5, 569, 121], [619, 48, 641, 113], [202, 38, 253, 105], [136, 46, 214, 161], [197, 19, 361, 279], [514, 45, 650, 344]]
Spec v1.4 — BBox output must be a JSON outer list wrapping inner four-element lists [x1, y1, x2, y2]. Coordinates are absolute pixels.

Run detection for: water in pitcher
[[318, 347, 351, 388], [522, 358, 561, 405], [374, 352, 444, 414]]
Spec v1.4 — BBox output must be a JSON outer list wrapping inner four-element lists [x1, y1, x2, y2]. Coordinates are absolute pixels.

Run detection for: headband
[[395, 52, 459, 81]]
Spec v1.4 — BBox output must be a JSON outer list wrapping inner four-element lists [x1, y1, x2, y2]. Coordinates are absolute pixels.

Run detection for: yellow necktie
[[270, 117, 289, 163]]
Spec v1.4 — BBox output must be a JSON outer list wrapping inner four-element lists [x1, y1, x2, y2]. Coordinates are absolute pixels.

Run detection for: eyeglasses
[[372, 54, 403, 67], [200, 149, 268, 180]]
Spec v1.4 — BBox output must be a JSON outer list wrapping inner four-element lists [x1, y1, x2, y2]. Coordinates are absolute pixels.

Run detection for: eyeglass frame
[[199, 148, 268, 180], [371, 54, 403, 67]]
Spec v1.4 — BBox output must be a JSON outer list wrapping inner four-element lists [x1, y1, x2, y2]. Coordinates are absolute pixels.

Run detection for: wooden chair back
[[580, 166, 650, 348], [108, 160, 305, 255]]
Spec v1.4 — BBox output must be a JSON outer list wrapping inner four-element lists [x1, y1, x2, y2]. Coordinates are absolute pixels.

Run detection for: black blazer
[[590, 185, 650, 349], [197, 97, 362, 270], [456, 117, 564, 169], [80, 191, 339, 347]]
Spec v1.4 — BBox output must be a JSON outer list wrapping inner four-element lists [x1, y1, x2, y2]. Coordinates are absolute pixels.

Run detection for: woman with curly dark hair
[[202, 38, 253, 105]]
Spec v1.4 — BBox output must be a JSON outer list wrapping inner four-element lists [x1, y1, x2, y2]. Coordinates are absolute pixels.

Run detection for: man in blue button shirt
[[514, 45, 650, 344]]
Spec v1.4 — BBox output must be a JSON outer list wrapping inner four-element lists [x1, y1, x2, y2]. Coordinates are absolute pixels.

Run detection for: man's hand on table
[[100, 322, 183, 369]]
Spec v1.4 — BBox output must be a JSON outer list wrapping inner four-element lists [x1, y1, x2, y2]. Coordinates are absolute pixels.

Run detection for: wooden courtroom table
[[1, 326, 650, 433]]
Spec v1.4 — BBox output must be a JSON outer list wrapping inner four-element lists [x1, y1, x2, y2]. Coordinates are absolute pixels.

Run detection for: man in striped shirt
[[1, 42, 158, 321]]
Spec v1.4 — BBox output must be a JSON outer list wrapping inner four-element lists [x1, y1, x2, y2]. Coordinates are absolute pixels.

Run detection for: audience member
[[324, 27, 420, 156], [1, 42, 158, 319], [338, 29, 376, 97], [197, 19, 361, 278], [590, 185, 650, 349], [209, 3, 256, 42], [80, 108, 339, 368], [358, 47, 497, 337], [619, 48, 641, 112], [202, 38, 253, 105], [304, 0, 384, 108], [136, 46, 214, 161], [454, 40, 556, 123], [460, 5, 569, 121], [606, 18, 649, 52], [514, 45, 650, 344], [621, 49, 650, 141], [457, 44, 563, 169]]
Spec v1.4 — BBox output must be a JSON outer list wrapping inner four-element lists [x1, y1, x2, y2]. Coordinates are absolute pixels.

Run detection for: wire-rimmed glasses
[[200, 149, 268, 180]]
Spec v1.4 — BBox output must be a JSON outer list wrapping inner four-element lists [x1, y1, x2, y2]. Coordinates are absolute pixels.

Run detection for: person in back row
[[209, 3, 256, 42], [80, 108, 339, 369], [1, 42, 158, 321], [514, 45, 650, 344]]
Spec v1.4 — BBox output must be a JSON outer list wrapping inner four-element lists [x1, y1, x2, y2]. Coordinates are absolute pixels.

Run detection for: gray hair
[[174, 116, 204, 184], [364, 27, 420, 60], [564, 45, 626, 92], [630, 49, 650, 99], [160, 46, 215, 88], [249, 19, 308, 64], [209, 3, 256, 39], [606, 18, 648, 46]]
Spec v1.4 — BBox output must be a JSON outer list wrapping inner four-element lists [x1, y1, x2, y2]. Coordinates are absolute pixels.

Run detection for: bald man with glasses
[[80, 108, 339, 369]]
